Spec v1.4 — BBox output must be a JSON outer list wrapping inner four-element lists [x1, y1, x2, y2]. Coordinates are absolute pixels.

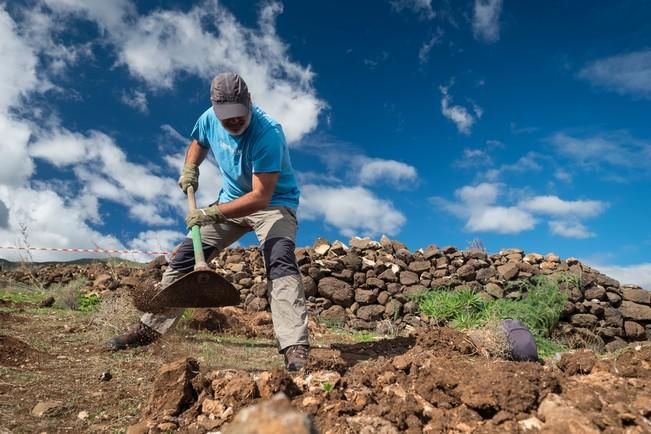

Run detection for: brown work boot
[[283, 345, 309, 372], [106, 321, 161, 351]]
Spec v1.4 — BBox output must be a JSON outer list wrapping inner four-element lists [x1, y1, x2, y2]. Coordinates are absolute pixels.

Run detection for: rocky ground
[[1, 291, 650, 433]]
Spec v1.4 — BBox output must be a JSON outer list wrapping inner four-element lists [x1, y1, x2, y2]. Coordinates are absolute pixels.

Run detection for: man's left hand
[[185, 205, 226, 229]]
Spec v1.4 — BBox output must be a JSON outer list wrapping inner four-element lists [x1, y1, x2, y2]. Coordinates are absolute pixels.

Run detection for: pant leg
[[141, 221, 249, 334], [245, 207, 309, 351]]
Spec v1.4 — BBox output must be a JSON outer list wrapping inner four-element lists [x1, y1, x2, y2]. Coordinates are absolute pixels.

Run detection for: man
[[107, 72, 310, 371]]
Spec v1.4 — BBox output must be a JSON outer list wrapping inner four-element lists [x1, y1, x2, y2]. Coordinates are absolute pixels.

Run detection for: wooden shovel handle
[[186, 186, 208, 270]]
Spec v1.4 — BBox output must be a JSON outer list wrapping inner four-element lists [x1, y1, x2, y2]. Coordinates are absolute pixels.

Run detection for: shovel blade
[[149, 270, 240, 309]]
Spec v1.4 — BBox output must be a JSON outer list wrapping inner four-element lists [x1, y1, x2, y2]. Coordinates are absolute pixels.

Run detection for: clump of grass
[[91, 292, 142, 335], [417, 275, 570, 358], [50, 278, 89, 310]]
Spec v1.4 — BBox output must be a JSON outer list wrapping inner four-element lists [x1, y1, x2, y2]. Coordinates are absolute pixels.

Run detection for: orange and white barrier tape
[[0, 246, 169, 255]]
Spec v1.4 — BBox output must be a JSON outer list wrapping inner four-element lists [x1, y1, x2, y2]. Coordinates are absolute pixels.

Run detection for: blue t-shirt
[[190, 106, 300, 209]]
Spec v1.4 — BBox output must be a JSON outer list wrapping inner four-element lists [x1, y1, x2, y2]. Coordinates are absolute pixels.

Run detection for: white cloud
[[299, 185, 406, 238], [586, 262, 651, 290], [0, 8, 40, 111], [0, 185, 126, 262], [432, 183, 605, 237], [440, 85, 481, 135], [432, 183, 536, 234], [579, 50, 651, 99], [391, 0, 435, 20], [356, 159, 418, 188], [0, 116, 34, 187], [550, 131, 651, 171], [418, 31, 442, 64], [467, 206, 535, 234], [472, 0, 503, 43], [519, 196, 606, 218], [549, 220, 594, 239], [44, 0, 325, 144], [121, 90, 148, 113]]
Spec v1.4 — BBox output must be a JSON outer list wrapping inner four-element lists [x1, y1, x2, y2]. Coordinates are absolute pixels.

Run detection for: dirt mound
[[0, 335, 46, 367], [187, 307, 275, 339], [132, 328, 651, 433]]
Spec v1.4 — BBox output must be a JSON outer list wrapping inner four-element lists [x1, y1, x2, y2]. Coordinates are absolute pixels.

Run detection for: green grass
[[417, 275, 571, 357], [0, 287, 47, 304]]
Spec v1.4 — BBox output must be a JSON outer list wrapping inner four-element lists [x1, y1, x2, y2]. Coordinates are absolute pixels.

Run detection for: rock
[[385, 300, 402, 318], [624, 321, 646, 339], [422, 244, 439, 260], [408, 260, 430, 273], [622, 287, 651, 304], [366, 277, 385, 289], [399, 271, 419, 286], [380, 235, 394, 252], [246, 297, 268, 312], [378, 268, 398, 283], [558, 350, 596, 375], [497, 263, 519, 280], [145, 357, 200, 417], [377, 291, 390, 305], [544, 254, 561, 263], [296, 371, 341, 393], [341, 253, 362, 271], [349, 236, 372, 250], [355, 289, 377, 304], [570, 314, 598, 328], [222, 393, 317, 434], [395, 248, 412, 263], [606, 291, 622, 305], [605, 337, 628, 353], [537, 394, 599, 434], [39, 296, 55, 308], [456, 264, 476, 281], [318, 277, 354, 307], [475, 266, 496, 282], [330, 241, 347, 256], [346, 415, 399, 434], [356, 305, 386, 321], [126, 421, 150, 434], [584, 286, 606, 300], [403, 284, 427, 298], [484, 282, 504, 299], [302, 276, 317, 298], [619, 301, 651, 321], [31, 400, 64, 417], [319, 305, 347, 325], [93, 273, 113, 289], [523, 253, 543, 264], [313, 238, 330, 255], [603, 307, 623, 327]]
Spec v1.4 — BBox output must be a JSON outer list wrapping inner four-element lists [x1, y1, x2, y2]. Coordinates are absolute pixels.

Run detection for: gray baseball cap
[[210, 72, 251, 120]]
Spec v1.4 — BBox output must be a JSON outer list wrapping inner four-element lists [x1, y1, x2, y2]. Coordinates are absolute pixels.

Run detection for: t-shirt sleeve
[[190, 112, 211, 149], [251, 126, 285, 173]]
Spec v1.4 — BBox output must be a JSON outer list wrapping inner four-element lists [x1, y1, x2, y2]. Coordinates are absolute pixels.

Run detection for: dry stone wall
[[1, 236, 649, 352], [208, 235, 651, 353]]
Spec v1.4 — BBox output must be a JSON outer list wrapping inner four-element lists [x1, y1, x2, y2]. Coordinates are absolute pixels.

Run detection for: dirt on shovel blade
[[131, 270, 240, 312]]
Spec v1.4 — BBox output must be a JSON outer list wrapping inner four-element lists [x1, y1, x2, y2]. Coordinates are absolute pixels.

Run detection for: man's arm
[[218, 172, 279, 218], [185, 139, 209, 166]]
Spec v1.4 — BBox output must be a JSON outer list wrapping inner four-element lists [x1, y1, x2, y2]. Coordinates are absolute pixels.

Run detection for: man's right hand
[[178, 163, 199, 194]]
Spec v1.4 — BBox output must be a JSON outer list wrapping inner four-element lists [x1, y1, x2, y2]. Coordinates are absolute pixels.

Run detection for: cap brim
[[212, 103, 250, 120]]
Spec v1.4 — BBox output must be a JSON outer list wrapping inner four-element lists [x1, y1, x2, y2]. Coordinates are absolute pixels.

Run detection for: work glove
[[185, 205, 226, 229], [178, 163, 199, 194]]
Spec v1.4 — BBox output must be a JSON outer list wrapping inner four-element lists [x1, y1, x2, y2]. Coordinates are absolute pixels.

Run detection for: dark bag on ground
[[501, 319, 539, 362]]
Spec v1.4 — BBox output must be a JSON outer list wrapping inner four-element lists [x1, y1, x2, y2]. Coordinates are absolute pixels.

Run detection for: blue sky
[[0, 0, 650, 288]]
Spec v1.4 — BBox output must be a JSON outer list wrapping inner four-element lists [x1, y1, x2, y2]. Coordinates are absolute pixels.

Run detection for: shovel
[[149, 185, 240, 309]]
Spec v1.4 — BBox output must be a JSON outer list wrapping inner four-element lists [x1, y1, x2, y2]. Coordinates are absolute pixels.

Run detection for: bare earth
[[1, 296, 650, 434]]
